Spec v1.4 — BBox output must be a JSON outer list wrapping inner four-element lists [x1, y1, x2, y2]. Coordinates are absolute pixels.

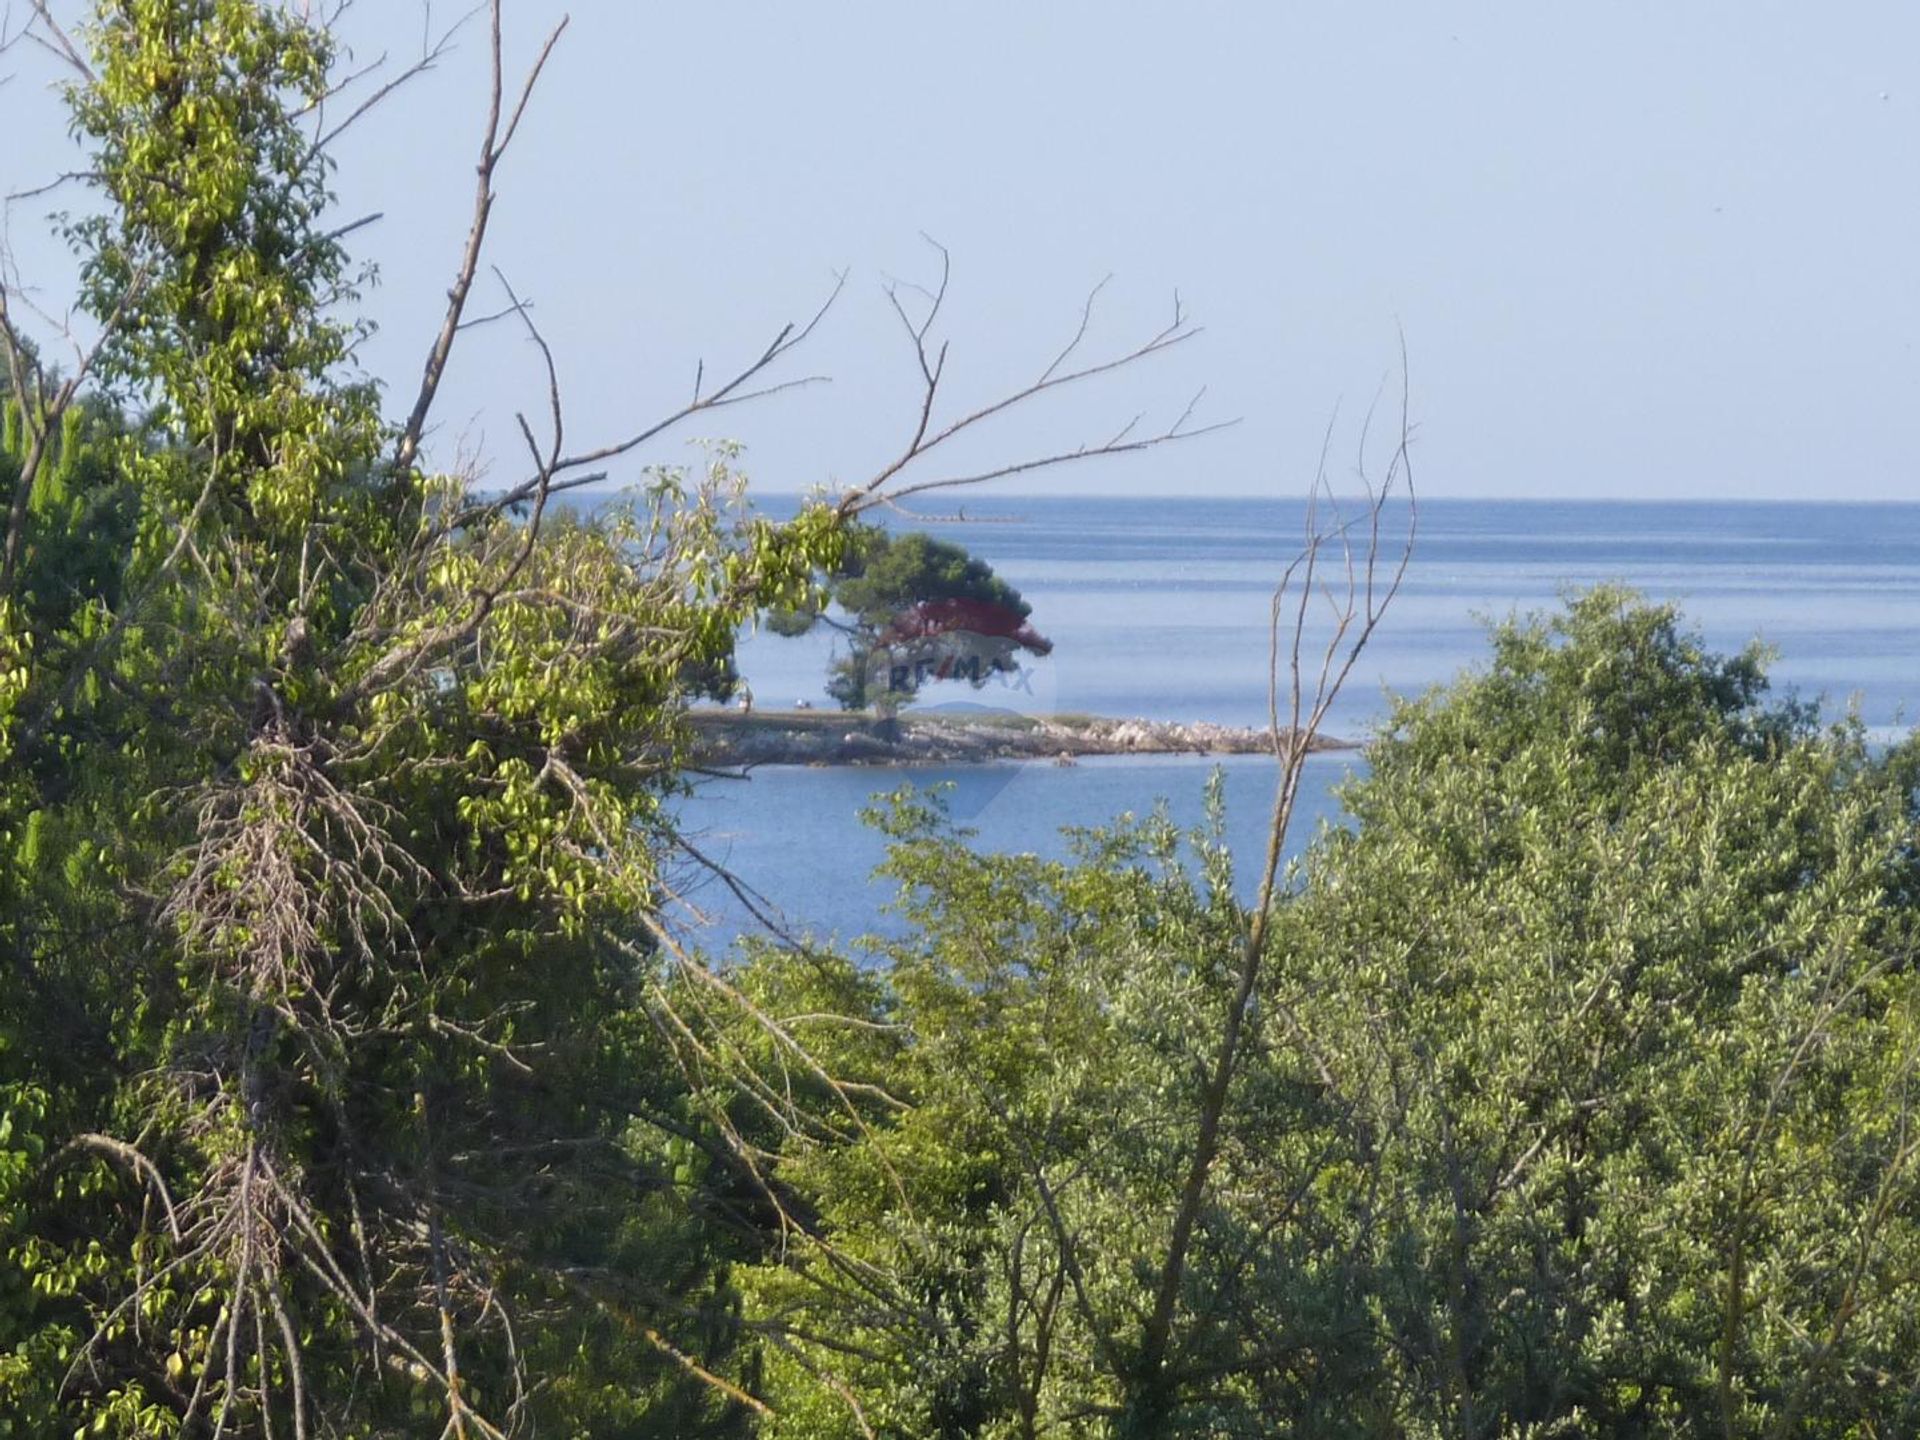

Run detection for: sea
[[667, 497, 1920, 949]]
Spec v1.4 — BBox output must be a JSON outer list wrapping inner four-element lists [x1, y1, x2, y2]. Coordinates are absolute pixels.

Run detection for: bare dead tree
[[390, 2, 566, 481], [834, 237, 1232, 519], [1123, 361, 1415, 1430]]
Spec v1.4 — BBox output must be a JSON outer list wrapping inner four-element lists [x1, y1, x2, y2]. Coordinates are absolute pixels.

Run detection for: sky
[[4, 3, 1918, 500]]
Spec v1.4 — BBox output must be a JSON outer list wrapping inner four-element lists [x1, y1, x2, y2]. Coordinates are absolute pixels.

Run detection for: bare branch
[[526, 277, 841, 481], [52, 1134, 184, 1243], [320, 210, 384, 245], [5, 168, 98, 203], [1128, 350, 1416, 1423], [306, 3, 484, 154], [872, 407, 1236, 509], [392, 2, 569, 478], [835, 251, 1215, 518], [13, 1, 92, 81]]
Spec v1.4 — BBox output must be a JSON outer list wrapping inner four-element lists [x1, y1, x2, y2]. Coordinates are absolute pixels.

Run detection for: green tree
[[0, 5, 844, 1434], [730, 590, 1920, 1438], [1284, 589, 1920, 1437], [0, 5, 1214, 1432], [773, 528, 1050, 711], [728, 788, 1372, 1438]]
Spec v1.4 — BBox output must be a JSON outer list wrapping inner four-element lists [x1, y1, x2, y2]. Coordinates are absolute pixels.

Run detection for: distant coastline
[[686, 708, 1352, 768]]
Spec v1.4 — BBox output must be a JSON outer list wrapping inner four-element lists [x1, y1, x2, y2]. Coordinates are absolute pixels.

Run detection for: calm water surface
[[676, 497, 1920, 944]]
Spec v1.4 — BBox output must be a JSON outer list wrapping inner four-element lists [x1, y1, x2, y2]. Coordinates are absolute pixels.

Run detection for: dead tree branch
[[392, 0, 567, 479], [1127, 350, 1416, 1425], [834, 238, 1226, 518]]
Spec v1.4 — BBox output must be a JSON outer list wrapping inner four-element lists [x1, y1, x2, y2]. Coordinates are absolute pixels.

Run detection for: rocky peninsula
[[687, 708, 1351, 768]]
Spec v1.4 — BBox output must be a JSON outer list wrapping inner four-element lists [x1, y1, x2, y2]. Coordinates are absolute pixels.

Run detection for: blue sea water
[[671, 497, 1920, 946]]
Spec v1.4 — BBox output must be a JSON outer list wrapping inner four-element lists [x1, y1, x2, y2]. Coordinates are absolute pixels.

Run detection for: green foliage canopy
[[772, 528, 1045, 711], [0, 4, 847, 1434], [732, 590, 1920, 1438]]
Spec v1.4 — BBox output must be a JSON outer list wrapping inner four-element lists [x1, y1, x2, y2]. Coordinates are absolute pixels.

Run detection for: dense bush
[[736, 591, 1920, 1437]]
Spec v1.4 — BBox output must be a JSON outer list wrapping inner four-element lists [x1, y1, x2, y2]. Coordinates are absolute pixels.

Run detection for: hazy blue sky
[[6, 4, 1918, 499]]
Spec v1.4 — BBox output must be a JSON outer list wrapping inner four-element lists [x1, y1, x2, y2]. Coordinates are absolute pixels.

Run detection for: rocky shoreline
[[686, 708, 1351, 768]]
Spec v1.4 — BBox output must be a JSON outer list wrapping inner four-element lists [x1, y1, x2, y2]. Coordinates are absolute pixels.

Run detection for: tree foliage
[[7, 5, 1916, 1439], [0, 4, 845, 1434], [0, 2, 1221, 1431], [772, 528, 1050, 711], [733, 590, 1920, 1437]]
